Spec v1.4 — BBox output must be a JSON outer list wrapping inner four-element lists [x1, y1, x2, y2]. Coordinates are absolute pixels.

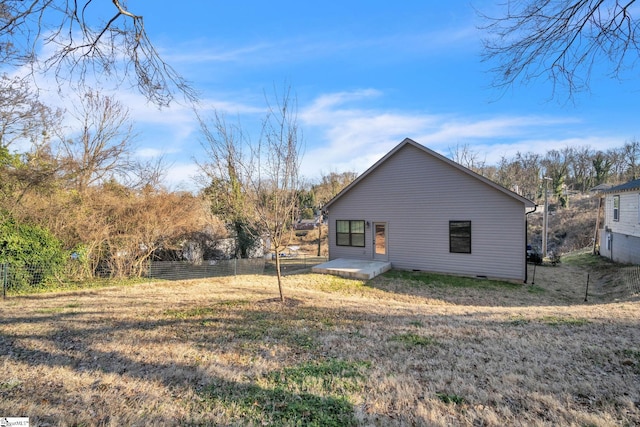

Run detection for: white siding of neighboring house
[[327, 143, 529, 281], [600, 191, 640, 264]]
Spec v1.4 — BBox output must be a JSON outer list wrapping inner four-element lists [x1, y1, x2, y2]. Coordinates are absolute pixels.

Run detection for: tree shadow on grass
[[0, 300, 361, 426], [2, 287, 639, 425]]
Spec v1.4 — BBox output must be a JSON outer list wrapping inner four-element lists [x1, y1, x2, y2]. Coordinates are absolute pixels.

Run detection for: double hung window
[[336, 220, 365, 247]]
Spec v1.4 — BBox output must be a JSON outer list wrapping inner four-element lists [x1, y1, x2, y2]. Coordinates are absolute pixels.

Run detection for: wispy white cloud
[[164, 22, 480, 71], [298, 89, 623, 180]]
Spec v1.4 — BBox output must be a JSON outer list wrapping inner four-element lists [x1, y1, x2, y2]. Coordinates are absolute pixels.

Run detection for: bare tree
[[58, 90, 135, 192], [570, 146, 595, 192], [251, 87, 304, 302], [448, 142, 486, 173], [312, 171, 358, 207], [0, 74, 60, 150], [481, 1, 640, 99], [0, 74, 61, 209], [621, 139, 640, 180], [0, 1, 194, 106], [198, 86, 304, 302], [198, 112, 260, 259]]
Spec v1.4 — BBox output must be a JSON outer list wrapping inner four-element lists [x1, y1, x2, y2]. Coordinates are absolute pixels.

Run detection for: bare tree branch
[[480, 0, 639, 99], [0, 1, 196, 106]]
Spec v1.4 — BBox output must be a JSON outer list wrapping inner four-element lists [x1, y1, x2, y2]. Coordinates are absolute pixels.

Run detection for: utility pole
[[542, 176, 552, 258]]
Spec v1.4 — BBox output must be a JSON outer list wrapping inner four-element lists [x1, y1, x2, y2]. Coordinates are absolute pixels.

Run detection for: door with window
[[373, 222, 388, 261]]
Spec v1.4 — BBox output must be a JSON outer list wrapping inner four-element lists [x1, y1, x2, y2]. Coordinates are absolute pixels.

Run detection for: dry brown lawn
[[1, 252, 639, 426]]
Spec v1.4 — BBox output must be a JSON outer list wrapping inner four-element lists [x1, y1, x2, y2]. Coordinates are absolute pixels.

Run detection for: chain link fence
[[148, 258, 267, 281], [622, 264, 640, 296], [2, 255, 329, 297]]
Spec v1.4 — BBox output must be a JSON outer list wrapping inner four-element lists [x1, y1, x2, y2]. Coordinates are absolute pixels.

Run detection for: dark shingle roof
[[604, 178, 640, 193]]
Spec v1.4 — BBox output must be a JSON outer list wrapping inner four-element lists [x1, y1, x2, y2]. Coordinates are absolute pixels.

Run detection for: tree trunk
[[274, 251, 285, 302]]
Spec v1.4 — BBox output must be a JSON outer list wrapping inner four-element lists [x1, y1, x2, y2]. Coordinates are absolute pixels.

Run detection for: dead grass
[[1, 253, 639, 426]]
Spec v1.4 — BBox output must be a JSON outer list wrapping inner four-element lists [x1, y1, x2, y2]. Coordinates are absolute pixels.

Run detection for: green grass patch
[[35, 302, 82, 314], [200, 359, 369, 426], [314, 276, 370, 294], [266, 359, 370, 389], [527, 285, 546, 294], [217, 299, 251, 307], [0, 378, 22, 391], [391, 333, 436, 348], [561, 249, 617, 269], [384, 270, 521, 290], [436, 392, 465, 405], [164, 300, 250, 319], [507, 315, 530, 326], [164, 306, 218, 319], [539, 315, 590, 326]]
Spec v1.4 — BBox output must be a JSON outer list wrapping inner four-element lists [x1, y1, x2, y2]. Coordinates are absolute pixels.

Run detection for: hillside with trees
[[451, 142, 638, 256]]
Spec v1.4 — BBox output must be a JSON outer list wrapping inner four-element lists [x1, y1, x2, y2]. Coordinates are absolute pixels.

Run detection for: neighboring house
[[322, 138, 536, 282], [599, 178, 640, 264], [590, 183, 612, 193]]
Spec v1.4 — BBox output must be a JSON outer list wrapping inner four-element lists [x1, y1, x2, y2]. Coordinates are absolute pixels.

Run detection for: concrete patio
[[311, 258, 392, 280]]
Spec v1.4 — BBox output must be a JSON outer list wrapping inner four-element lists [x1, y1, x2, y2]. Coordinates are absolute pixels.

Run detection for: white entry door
[[373, 222, 388, 261]]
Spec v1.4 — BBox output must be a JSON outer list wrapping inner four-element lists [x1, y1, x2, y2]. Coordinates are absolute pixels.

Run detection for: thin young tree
[[481, 1, 640, 99], [198, 86, 304, 302], [250, 87, 304, 302]]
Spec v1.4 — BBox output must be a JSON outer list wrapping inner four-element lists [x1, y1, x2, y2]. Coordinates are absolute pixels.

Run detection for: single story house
[[599, 178, 640, 264], [322, 138, 536, 282]]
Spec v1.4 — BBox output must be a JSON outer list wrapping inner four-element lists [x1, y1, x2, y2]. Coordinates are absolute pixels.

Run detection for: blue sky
[[31, 1, 640, 189]]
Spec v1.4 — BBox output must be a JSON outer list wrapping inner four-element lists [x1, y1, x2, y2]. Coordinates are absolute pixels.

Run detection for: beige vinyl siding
[[328, 143, 527, 281]]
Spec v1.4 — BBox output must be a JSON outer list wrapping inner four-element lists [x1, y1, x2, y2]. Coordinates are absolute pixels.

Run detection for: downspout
[[525, 205, 538, 284]]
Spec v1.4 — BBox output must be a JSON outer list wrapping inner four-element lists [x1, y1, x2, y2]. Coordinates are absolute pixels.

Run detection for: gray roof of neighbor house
[[323, 138, 535, 210], [603, 178, 640, 193], [590, 183, 613, 192]]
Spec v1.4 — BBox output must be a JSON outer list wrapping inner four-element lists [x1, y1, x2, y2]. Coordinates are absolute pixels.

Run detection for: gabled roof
[[603, 178, 640, 193], [323, 138, 535, 209]]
